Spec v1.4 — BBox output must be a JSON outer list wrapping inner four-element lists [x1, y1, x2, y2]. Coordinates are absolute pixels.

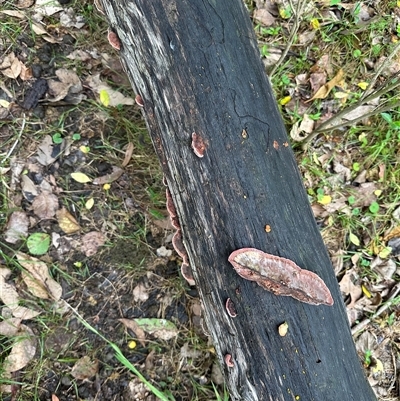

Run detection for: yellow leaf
[[279, 7, 291, 19], [307, 69, 344, 102], [79, 145, 90, 154], [0, 99, 10, 108], [334, 91, 349, 99], [310, 18, 320, 30], [372, 359, 384, 374], [56, 208, 81, 234], [357, 82, 368, 90], [279, 96, 291, 105], [128, 340, 137, 349], [103, 183, 111, 190], [85, 198, 94, 210], [378, 247, 392, 259], [361, 284, 372, 298], [318, 195, 331, 205], [71, 172, 91, 183], [374, 189, 382, 197], [99, 89, 110, 107], [349, 232, 360, 246]]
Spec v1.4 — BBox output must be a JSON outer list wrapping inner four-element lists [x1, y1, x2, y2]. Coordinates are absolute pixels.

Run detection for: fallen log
[[100, 1, 376, 399]]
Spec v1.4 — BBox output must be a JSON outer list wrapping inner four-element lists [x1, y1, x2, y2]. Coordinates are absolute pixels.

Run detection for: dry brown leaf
[[47, 68, 82, 102], [92, 166, 124, 185], [0, 268, 41, 319], [3, 325, 36, 373], [4, 211, 29, 244], [298, 114, 315, 134], [32, 192, 59, 219], [86, 74, 134, 106], [384, 226, 400, 241], [122, 142, 134, 168], [56, 207, 81, 234], [118, 318, 146, 347], [253, 9, 275, 26], [71, 356, 99, 380], [36, 135, 56, 166], [0, 318, 22, 336], [81, 231, 105, 257], [339, 269, 362, 308], [15, 252, 62, 300], [19, 65, 33, 81], [132, 283, 150, 302], [0, 10, 26, 18], [307, 69, 344, 102], [0, 52, 23, 79]]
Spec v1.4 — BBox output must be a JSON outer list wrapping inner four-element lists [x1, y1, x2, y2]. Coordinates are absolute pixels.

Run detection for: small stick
[[351, 283, 400, 336]]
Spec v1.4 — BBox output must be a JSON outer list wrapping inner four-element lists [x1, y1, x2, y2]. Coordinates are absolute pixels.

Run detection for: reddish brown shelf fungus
[[191, 132, 207, 157], [228, 248, 333, 306], [225, 298, 237, 318], [107, 28, 121, 50], [166, 188, 195, 286], [224, 354, 235, 368], [135, 94, 144, 107]]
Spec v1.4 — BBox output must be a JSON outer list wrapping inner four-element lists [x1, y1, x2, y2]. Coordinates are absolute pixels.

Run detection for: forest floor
[[1, 0, 400, 400]]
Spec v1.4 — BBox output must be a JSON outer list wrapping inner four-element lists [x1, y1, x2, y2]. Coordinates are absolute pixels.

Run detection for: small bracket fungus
[[181, 263, 195, 286], [225, 298, 237, 318], [191, 132, 207, 157], [224, 354, 235, 368], [166, 187, 194, 286], [107, 28, 121, 50], [135, 94, 144, 107], [228, 248, 334, 306]]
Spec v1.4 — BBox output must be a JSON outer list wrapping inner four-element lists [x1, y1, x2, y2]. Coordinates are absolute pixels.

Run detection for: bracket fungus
[[224, 354, 235, 368], [228, 248, 333, 306], [191, 132, 206, 158], [107, 28, 121, 50], [225, 298, 237, 318], [166, 188, 194, 286]]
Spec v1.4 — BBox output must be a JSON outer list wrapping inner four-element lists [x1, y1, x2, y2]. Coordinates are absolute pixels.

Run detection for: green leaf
[[72, 133, 81, 140], [352, 162, 360, 172], [349, 232, 360, 246], [369, 201, 379, 214], [52, 133, 63, 144], [348, 195, 356, 205], [27, 233, 50, 255], [380, 112, 392, 124]]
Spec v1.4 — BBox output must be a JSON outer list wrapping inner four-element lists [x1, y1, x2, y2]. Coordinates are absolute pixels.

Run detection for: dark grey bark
[[101, 1, 376, 400]]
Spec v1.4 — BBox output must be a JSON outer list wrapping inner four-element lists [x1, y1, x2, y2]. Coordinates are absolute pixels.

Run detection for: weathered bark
[[101, 1, 376, 400]]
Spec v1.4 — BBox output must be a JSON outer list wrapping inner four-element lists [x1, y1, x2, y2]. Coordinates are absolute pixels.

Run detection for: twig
[[361, 41, 400, 101], [351, 283, 400, 336], [269, 0, 308, 77], [302, 100, 400, 149], [3, 115, 26, 162]]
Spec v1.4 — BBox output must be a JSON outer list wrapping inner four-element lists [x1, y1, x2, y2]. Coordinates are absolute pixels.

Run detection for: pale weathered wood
[[101, 1, 376, 400]]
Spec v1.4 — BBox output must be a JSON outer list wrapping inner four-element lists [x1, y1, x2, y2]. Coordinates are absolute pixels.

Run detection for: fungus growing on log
[[135, 94, 144, 107], [225, 298, 237, 318], [107, 28, 121, 50], [224, 354, 234, 368], [191, 132, 206, 158], [228, 248, 333, 306], [181, 263, 195, 286]]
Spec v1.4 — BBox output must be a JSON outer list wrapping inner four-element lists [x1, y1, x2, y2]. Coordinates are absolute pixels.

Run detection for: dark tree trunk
[[101, 1, 376, 400]]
